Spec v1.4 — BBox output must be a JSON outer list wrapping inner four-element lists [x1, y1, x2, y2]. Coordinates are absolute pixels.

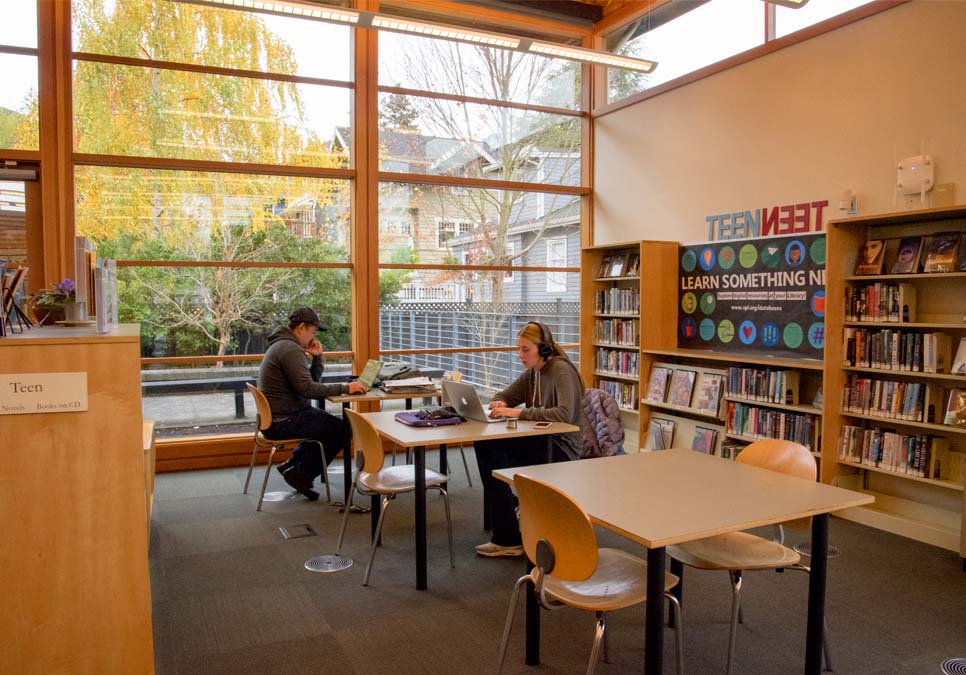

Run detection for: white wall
[[593, 1, 966, 245]]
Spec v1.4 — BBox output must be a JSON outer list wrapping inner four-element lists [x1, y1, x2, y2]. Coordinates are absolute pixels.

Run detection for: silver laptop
[[441, 380, 506, 423]]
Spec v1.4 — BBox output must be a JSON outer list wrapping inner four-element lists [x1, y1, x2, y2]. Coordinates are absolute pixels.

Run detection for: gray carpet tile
[[151, 461, 966, 675]]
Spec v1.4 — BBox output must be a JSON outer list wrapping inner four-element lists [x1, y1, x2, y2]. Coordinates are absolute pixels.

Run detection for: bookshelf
[[580, 241, 679, 420], [824, 206, 966, 562]]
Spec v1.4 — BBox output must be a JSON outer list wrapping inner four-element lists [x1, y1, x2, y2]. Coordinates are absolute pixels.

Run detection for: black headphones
[[529, 321, 555, 360]]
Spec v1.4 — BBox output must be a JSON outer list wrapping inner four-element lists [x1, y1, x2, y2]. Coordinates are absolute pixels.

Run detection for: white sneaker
[[475, 542, 525, 558]]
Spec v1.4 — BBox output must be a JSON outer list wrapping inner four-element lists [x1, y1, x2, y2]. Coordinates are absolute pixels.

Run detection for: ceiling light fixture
[[169, 0, 657, 73]]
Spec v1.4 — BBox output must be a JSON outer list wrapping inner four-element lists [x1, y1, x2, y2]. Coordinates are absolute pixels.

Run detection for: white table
[[495, 449, 874, 675], [363, 411, 579, 590]]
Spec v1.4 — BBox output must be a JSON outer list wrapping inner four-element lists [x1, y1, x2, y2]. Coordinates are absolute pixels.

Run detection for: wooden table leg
[[415, 444, 427, 590], [804, 513, 829, 674], [645, 546, 666, 675]]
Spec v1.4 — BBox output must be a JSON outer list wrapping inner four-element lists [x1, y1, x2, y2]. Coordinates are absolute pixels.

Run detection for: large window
[[604, 0, 878, 105], [377, 30, 584, 392], [71, 0, 354, 435], [0, 3, 38, 150]]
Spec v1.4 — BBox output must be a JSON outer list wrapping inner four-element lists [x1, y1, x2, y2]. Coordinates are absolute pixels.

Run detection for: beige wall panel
[[593, 1, 966, 245]]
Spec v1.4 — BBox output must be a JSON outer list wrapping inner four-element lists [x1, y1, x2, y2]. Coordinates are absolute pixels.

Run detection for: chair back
[[735, 438, 816, 480], [344, 409, 386, 474], [246, 383, 273, 431], [737, 439, 816, 530], [514, 474, 598, 582]]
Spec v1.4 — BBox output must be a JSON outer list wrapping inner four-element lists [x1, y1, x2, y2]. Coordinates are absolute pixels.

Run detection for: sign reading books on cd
[[678, 233, 826, 358]]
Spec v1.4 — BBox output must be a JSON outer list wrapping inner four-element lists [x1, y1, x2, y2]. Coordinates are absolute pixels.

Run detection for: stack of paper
[[380, 377, 436, 392]]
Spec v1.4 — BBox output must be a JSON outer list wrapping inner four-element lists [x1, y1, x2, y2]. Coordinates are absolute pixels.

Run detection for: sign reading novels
[[678, 233, 826, 358]]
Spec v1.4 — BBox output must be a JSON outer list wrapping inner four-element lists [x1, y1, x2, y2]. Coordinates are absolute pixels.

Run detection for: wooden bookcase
[[824, 206, 966, 561], [580, 241, 678, 429]]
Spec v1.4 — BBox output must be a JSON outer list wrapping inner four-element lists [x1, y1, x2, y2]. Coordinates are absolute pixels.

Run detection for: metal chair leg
[[336, 482, 357, 554], [363, 494, 393, 586], [587, 613, 606, 675], [726, 570, 743, 675], [243, 439, 259, 494], [496, 576, 530, 674], [256, 445, 278, 512], [458, 443, 473, 487], [598, 611, 610, 664], [434, 486, 456, 569], [666, 592, 685, 675]]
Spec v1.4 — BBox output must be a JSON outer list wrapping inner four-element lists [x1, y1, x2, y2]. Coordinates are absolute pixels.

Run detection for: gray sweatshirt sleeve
[[278, 343, 348, 399], [492, 371, 529, 408], [518, 360, 582, 424]]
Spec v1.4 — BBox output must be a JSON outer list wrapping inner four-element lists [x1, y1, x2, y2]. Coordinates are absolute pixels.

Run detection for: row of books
[[844, 283, 916, 323], [596, 348, 639, 378], [599, 379, 637, 410], [725, 367, 800, 405], [596, 251, 641, 278], [841, 374, 943, 423], [725, 401, 817, 447], [837, 425, 950, 480], [843, 328, 958, 373], [718, 439, 746, 461], [854, 231, 966, 275], [594, 287, 640, 315], [594, 319, 638, 346], [644, 366, 723, 415]]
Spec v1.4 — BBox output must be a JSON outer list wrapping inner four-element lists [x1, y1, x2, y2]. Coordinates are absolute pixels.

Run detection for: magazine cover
[[667, 369, 696, 407], [854, 239, 885, 275], [891, 236, 923, 274], [694, 373, 723, 415], [923, 232, 960, 273], [644, 366, 672, 402]]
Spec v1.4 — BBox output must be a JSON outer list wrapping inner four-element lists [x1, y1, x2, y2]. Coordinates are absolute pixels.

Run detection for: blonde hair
[[518, 322, 584, 388]]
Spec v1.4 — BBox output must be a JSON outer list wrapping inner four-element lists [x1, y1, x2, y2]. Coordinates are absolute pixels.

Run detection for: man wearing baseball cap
[[257, 307, 367, 500]]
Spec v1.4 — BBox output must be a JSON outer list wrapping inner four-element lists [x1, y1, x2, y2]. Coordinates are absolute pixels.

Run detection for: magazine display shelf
[[824, 206, 966, 564]]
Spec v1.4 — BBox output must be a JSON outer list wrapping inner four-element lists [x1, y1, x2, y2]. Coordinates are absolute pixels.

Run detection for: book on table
[[890, 235, 924, 274], [854, 239, 885, 275], [923, 231, 960, 273], [666, 369, 696, 408]]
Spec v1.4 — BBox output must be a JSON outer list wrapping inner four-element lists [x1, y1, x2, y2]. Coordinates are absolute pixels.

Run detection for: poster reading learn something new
[[677, 233, 826, 359]]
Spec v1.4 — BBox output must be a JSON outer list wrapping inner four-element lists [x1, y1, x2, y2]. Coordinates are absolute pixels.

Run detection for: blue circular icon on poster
[[785, 240, 806, 266], [681, 249, 697, 272], [738, 320, 757, 345], [681, 317, 698, 340], [810, 290, 826, 317], [760, 322, 780, 347], [699, 318, 716, 341], [808, 322, 825, 349], [698, 247, 716, 271]]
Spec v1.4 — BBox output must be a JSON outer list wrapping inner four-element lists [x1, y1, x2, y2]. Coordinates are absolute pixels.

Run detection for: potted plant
[[31, 278, 79, 324]]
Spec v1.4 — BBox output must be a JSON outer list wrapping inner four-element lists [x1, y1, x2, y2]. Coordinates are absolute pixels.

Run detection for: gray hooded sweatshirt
[[491, 356, 585, 460], [257, 326, 349, 417]]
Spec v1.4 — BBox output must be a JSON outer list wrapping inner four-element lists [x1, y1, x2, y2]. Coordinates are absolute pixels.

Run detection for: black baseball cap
[[288, 307, 326, 330]]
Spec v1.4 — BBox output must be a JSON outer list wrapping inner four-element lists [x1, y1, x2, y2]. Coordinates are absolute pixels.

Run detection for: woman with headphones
[[475, 321, 585, 558]]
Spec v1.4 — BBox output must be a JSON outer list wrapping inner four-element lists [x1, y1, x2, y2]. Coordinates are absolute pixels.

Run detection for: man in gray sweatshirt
[[258, 307, 367, 500]]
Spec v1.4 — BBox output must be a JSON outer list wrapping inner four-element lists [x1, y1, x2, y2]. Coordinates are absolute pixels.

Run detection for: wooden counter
[[0, 324, 154, 674]]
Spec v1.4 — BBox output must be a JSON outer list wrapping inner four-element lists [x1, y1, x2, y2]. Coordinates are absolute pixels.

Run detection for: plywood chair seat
[[358, 464, 448, 494], [337, 409, 455, 586], [498, 474, 684, 675], [545, 548, 680, 613], [668, 531, 801, 571]]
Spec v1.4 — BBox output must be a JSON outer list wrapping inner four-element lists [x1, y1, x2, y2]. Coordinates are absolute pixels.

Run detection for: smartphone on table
[[533, 421, 553, 429]]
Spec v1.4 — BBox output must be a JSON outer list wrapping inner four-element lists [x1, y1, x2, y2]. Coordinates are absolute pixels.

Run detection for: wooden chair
[[497, 474, 684, 675], [667, 439, 831, 675], [243, 383, 330, 511], [336, 408, 455, 586]]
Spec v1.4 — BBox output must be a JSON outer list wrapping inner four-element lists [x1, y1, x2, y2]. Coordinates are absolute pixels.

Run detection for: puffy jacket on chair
[[580, 388, 626, 458]]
